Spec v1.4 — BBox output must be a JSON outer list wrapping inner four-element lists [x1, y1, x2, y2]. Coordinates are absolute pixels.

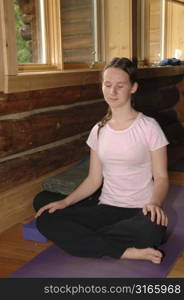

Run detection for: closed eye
[[103, 83, 111, 87], [103, 83, 124, 88]]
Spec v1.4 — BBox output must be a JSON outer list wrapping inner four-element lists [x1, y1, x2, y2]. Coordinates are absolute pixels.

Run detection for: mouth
[[109, 97, 118, 101]]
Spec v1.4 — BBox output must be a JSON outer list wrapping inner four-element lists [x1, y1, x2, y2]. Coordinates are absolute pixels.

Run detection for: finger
[[165, 215, 168, 227], [163, 214, 168, 227], [150, 207, 156, 222], [159, 209, 167, 226], [49, 206, 57, 213], [160, 210, 166, 226], [35, 208, 44, 218], [155, 207, 162, 225], [35, 208, 45, 218], [35, 204, 52, 218], [155, 207, 163, 225], [142, 206, 148, 215]]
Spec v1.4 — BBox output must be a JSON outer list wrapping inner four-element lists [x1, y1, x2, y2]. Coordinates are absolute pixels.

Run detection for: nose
[[110, 86, 117, 95]]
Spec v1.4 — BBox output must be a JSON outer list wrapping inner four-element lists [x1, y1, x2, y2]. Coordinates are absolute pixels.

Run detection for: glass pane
[[166, 0, 184, 60], [61, 0, 96, 64], [138, 0, 184, 66], [14, 0, 46, 64]]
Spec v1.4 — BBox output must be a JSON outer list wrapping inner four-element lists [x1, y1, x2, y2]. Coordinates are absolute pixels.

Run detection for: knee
[[136, 214, 167, 247], [35, 216, 49, 237], [33, 190, 63, 212], [33, 191, 51, 212]]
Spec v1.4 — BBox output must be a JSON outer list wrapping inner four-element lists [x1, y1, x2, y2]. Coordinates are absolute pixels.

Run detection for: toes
[[146, 248, 163, 263], [152, 256, 162, 264]]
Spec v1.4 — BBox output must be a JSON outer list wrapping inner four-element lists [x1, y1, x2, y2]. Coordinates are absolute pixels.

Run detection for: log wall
[[0, 70, 184, 232], [0, 82, 106, 232]]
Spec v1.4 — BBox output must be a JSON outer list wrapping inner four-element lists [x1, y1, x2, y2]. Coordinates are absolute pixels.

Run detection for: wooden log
[[138, 76, 183, 91], [0, 101, 106, 158], [135, 83, 180, 113], [0, 84, 103, 115], [163, 121, 184, 145], [17, 0, 35, 15], [0, 135, 89, 193], [175, 79, 184, 123]]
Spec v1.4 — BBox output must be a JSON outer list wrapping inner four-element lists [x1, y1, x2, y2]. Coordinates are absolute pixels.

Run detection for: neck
[[111, 105, 137, 122]]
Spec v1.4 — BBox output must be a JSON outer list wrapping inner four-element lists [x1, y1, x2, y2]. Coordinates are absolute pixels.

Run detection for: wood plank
[[106, 0, 132, 60], [0, 83, 103, 114], [0, 217, 52, 277], [5, 69, 101, 93], [167, 253, 184, 277], [0, 101, 106, 158], [0, 3, 4, 92], [45, 0, 63, 68], [0, 135, 89, 193], [0, 0, 17, 75]]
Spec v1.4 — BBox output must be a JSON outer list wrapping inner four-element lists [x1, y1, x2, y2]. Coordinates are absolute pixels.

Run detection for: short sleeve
[[146, 118, 169, 151], [86, 124, 99, 152]]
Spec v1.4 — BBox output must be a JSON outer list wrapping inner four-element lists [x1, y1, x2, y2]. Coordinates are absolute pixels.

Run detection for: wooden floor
[[0, 216, 52, 278]]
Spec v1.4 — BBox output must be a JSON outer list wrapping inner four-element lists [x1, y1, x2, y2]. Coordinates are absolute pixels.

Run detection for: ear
[[131, 82, 138, 94]]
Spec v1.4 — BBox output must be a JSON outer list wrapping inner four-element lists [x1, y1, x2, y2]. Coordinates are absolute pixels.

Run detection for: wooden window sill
[[3, 65, 184, 94], [4, 69, 102, 93]]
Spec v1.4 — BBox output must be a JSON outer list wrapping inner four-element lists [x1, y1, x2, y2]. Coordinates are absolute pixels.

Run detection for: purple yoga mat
[[10, 185, 184, 278]]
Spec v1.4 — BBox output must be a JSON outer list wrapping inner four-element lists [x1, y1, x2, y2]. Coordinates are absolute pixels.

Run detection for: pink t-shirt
[[86, 112, 169, 208]]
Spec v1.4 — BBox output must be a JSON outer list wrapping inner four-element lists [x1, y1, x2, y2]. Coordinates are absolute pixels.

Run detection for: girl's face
[[102, 67, 138, 109]]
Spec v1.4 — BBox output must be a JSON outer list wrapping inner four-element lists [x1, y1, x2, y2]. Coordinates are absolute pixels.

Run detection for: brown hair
[[97, 57, 137, 136]]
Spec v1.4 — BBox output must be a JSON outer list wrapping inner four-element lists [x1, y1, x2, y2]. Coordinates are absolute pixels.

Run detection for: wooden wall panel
[[0, 135, 89, 193], [175, 79, 184, 123], [0, 101, 106, 158], [134, 74, 184, 146], [0, 81, 105, 231], [0, 84, 103, 115]]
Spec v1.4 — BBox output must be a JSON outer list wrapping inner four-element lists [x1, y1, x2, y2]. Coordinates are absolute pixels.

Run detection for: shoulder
[[89, 123, 100, 136], [139, 113, 161, 130], [138, 113, 169, 150]]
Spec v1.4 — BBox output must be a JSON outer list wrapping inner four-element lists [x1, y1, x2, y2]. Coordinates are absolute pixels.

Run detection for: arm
[[142, 146, 169, 226], [63, 148, 103, 206], [35, 149, 103, 217]]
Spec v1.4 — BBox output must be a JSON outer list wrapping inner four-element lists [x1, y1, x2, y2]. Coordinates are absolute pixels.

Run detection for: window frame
[[18, 0, 106, 71], [0, 0, 106, 93]]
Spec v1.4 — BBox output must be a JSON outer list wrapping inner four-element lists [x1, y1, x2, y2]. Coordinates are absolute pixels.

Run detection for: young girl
[[34, 57, 169, 264]]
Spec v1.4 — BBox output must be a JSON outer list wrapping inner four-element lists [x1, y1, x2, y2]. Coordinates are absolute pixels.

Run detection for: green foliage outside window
[[14, 0, 32, 63]]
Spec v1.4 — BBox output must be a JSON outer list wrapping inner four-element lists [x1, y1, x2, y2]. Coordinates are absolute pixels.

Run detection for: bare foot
[[121, 247, 163, 264]]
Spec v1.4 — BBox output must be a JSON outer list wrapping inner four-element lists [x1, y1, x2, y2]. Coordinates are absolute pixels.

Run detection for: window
[[61, 0, 102, 66], [13, 0, 104, 70], [0, 0, 105, 93], [165, 0, 184, 60], [137, 0, 184, 66], [14, 0, 46, 64]]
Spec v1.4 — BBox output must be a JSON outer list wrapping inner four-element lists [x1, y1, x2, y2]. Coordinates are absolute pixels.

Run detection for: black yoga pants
[[33, 191, 167, 259]]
